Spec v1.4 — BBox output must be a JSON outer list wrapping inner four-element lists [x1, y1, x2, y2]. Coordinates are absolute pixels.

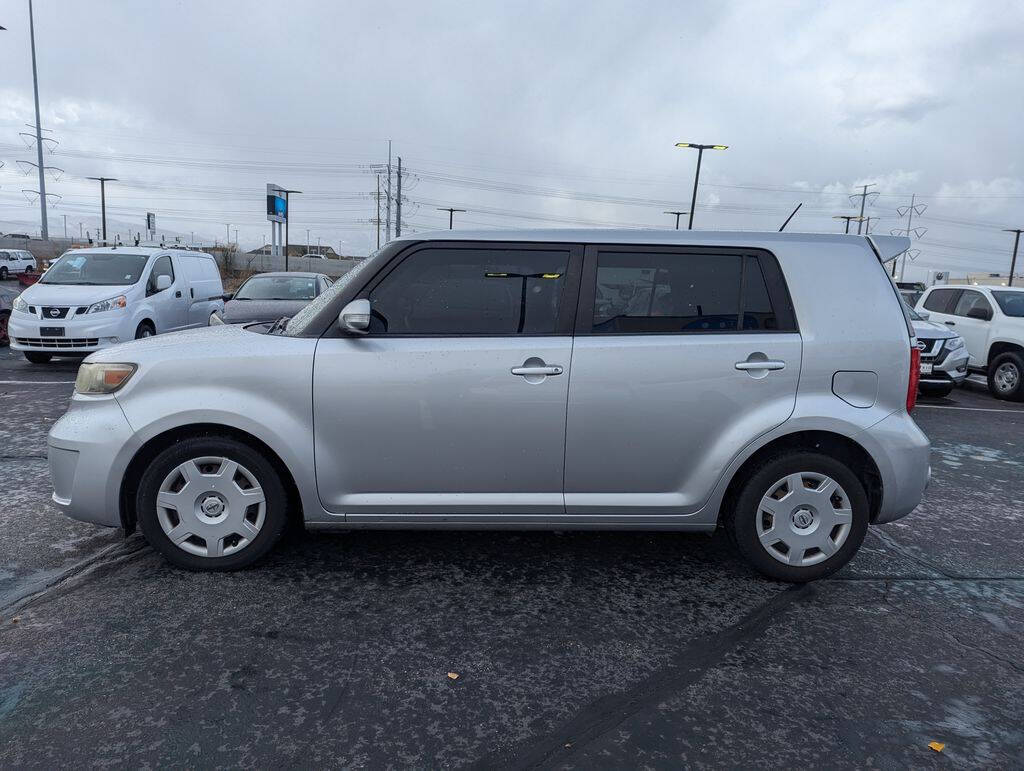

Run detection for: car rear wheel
[[0, 267, 8, 280], [136, 437, 289, 570], [0, 310, 9, 347], [988, 352, 1024, 401], [727, 452, 869, 582], [135, 321, 155, 339], [24, 352, 52, 364]]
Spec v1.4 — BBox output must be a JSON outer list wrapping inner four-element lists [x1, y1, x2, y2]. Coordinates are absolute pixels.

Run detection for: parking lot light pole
[[1004, 229, 1023, 287], [663, 210, 688, 230], [86, 177, 117, 244], [832, 215, 863, 234], [675, 143, 727, 230], [437, 207, 466, 229], [281, 189, 302, 271]]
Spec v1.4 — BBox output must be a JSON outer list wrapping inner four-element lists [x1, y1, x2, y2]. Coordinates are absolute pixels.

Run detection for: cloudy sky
[[1, 0, 1023, 278]]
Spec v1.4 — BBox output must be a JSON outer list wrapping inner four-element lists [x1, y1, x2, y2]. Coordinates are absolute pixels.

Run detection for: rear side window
[[368, 247, 569, 335], [923, 288, 960, 313], [590, 251, 791, 333], [147, 255, 174, 295], [952, 290, 992, 318]]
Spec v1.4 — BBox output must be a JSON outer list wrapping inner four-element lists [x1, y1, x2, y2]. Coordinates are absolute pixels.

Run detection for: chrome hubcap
[[994, 362, 1019, 393], [756, 472, 853, 567], [156, 456, 266, 558]]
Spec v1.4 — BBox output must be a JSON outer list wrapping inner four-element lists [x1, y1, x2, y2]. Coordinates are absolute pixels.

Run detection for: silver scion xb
[[48, 230, 930, 582]]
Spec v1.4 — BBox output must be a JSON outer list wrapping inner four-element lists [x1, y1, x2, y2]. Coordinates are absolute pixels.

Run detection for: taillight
[[907, 345, 921, 412]]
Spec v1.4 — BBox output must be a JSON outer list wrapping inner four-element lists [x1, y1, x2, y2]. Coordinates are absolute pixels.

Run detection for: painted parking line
[[917, 404, 1024, 414]]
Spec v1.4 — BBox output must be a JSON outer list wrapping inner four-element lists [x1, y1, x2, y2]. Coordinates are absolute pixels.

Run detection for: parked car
[[221, 272, 331, 325], [48, 230, 929, 581], [899, 288, 923, 307], [300, 253, 328, 260], [0, 249, 37, 280], [916, 284, 1024, 400], [8, 246, 224, 364], [906, 303, 968, 397], [1, 233, 32, 240]]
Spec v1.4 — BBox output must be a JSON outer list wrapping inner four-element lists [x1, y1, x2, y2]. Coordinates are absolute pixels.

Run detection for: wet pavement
[[0, 337, 1022, 767]]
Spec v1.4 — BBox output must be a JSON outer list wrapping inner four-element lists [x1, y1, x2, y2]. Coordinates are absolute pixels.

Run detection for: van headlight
[[12, 295, 29, 313], [86, 295, 127, 314], [74, 362, 137, 394], [944, 336, 965, 352]]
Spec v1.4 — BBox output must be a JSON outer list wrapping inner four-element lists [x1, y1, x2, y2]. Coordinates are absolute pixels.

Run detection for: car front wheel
[[136, 436, 289, 570], [988, 352, 1024, 401], [727, 452, 869, 582]]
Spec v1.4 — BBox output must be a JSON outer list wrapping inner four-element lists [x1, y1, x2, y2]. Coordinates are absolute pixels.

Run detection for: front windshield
[[235, 275, 318, 301], [284, 252, 381, 336], [40, 252, 149, 286], [992, 291, 1024, 317]]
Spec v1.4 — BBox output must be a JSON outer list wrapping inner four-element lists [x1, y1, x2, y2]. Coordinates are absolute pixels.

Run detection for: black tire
[[0, 310, 9, 347], [0, 267, 8, 280], [134, 321, 156, 339], [918, 382, 954, 398], [24, 351, 52, 364], [987, 352, 1024, 401], [136, 436, 289, 571], [726, 451, 870, 582]]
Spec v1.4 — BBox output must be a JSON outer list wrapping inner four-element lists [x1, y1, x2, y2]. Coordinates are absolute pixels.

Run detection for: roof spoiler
[[868, 235, 911, 263]]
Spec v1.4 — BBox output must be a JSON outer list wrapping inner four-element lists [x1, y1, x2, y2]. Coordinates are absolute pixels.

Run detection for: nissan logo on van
[[48, 308, 61, 317]]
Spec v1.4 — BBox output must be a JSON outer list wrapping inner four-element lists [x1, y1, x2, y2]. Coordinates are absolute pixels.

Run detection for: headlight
[[12, 295, 29, 313], [944, 336, 965, 352], [86, 295, 127, 314], [74, 362, 137, 394]]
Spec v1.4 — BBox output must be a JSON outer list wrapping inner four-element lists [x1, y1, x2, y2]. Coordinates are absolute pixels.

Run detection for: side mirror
[[222, 292, 234, 301], [967, 306, 992, 321], [339, 298, 370, 334], [918, 310, 930, 320], [155, 274, 172, 292]]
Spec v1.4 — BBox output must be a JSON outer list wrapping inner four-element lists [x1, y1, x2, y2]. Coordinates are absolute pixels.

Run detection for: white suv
[[0, 249, 37, 279], [916, 285, 1024, 400]]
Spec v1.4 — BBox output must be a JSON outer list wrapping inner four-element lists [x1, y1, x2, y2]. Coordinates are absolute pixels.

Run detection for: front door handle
[[735, 360, 786, 371], [512, 365, 563, 376], [944, 321, 955, 326]]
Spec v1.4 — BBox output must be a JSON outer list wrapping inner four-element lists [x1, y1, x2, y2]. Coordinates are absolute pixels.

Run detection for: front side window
[[923, 288, 959, 313], [41, 252, 150, 286], [147, 256, 175, 295], [992, 291, 1024, 318], [591, 252, 782, 333], [368, 247, 568, 335], [235, 275, 318, 301], [952, 290, 992, 318]]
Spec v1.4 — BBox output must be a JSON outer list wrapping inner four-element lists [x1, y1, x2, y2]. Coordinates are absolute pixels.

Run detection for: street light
[[675, 142, 728, 230], [86, 177, 117, 244], [437, 207, 466, 229]]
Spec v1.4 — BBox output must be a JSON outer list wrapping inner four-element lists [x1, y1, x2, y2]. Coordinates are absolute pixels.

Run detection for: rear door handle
[[944, 321, 955, 326], [735, 360, 786, 371], [512, 365, 563, 376]]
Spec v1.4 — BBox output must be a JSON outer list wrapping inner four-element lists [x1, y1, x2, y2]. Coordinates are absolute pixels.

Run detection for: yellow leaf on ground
[[928, 741, 945, 752], [447, 672, 459, 680]]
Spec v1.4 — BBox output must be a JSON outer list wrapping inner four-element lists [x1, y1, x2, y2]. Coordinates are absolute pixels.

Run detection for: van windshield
[[40, 252, 150, 286]]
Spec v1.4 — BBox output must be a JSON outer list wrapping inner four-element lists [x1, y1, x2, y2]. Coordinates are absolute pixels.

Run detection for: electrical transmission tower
[[849, 183, 878, 235], [889, 194, 926, 280]]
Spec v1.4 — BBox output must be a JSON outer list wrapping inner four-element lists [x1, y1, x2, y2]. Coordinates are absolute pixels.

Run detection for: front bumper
[[9, 311, 131, 353], [48, 396, 136, 528], [857, 410, 931, 524], [920, 344, 969, 388]]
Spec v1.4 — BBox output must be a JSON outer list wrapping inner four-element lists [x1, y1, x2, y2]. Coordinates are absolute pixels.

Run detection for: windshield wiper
[[266, 316, 290, 335]]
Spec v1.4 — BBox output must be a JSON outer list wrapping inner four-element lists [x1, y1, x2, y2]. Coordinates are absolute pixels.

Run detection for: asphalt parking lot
[[1, 294, 1022, 767]]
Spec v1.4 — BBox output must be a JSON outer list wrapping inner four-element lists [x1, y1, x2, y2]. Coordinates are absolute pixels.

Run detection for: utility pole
[[234, 228, 238, 247], [62, 214, 67, 239], [849, 183, 878, 235], [28, 0, 48, 239], [281, 189, 301, 271], [437, 208, 465, 229], [86, 177, 117, 244], [385, 140, 393, 242], [395, 156, 402, 237], [1004, 229, 1023, 287], [78, 222, 83, 241], [663, 210, 687, 230], [375, 174, 381, 249], [891, 194, 927, 280]]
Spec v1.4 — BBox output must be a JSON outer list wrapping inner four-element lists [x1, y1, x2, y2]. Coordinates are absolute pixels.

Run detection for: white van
[[0, 249, 37, 279], [8, 247, 225, 363]]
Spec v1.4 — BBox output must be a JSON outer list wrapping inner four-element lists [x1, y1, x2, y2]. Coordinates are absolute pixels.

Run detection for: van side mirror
[[339, 299, 371, 334], [155, 274, 172, 292], [222, 292, 234, 301], [967, 306, 992, 321], [917, 310, 930, 320]]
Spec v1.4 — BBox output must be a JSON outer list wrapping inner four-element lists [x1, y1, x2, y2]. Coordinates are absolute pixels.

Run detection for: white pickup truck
[[916, 285, 1024, 400]]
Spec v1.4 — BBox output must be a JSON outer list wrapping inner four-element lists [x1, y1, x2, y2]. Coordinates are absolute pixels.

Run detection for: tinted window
[[952, 290, 992, 318], [594, 251, 784, 333], [147, 255, 174, 295], [923, 288, 959, 313], [992, 291, 1024, 318], [369, 247, 568, 335]]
